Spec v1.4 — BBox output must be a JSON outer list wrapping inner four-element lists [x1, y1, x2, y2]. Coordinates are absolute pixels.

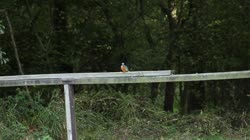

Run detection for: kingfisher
[[121, 63, 129, 72]]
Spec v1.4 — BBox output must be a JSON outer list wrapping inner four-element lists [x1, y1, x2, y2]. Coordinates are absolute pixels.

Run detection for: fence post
[[64, 84, 77, 140]]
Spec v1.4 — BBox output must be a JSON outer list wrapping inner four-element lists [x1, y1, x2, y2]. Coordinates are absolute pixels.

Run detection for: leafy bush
[[0, 89, 64, 139]]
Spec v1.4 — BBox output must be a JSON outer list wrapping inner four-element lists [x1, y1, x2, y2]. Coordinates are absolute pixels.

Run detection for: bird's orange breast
[[121, 66, 127, 72]]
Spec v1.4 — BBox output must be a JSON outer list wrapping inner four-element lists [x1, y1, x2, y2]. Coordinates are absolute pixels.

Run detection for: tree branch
[[177, 0, 184, 28], [159, 0, 176, 31], [2, 10, 24, 75]]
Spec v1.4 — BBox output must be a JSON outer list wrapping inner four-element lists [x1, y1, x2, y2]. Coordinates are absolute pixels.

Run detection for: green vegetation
[[0, 0, 249, 139], [0, 89, 249, 139]]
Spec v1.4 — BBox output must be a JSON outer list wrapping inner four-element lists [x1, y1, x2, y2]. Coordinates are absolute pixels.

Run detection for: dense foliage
[[0, 0, 249, 139], [0, 90, 249, 139]]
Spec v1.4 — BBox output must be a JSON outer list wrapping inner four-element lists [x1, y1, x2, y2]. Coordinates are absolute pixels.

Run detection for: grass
[[0, 89, 249, 140]]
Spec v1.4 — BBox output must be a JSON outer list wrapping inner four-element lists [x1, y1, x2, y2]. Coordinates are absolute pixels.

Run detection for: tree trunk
[[159, 0, 179, 112], [183, 83, 190, 114], [150, 83, 159, 103], [4, 11, 24, 75], [164, 82, 175, 112]]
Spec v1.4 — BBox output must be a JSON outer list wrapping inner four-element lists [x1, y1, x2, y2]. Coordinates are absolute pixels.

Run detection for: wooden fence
[[0, 70, 249, 140]]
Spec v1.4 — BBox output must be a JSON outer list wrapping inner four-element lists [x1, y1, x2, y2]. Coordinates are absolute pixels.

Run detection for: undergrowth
[[0, 89, 249, 140]]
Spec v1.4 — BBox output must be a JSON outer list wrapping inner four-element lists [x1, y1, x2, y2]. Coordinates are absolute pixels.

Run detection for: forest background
[[0, 0, 249, 139]]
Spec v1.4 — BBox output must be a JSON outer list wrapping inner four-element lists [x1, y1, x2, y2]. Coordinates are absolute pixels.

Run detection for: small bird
[[121, 63, 129, 72]]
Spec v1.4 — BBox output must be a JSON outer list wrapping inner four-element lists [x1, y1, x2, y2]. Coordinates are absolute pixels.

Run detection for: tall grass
[[0, 89, 249, 139]]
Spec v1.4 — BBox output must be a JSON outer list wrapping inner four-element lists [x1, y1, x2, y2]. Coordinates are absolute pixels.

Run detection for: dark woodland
[[0, 0, 249, 139]]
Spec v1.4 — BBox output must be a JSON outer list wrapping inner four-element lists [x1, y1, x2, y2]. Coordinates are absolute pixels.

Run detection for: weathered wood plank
[[0, 70, 249, 87], [0, 70, 172, 80], [0, 71, 172, 87], [73, 70, 250, 84]]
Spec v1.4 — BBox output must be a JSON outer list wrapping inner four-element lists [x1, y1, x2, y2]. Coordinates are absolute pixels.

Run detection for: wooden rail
[[0, 70, 249, 87], [0, 70, 249, 140], [0, 70, 172, 87]]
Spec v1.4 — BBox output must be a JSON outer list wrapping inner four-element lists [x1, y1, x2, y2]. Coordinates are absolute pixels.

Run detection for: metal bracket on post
[[63, 82, 77, 140]]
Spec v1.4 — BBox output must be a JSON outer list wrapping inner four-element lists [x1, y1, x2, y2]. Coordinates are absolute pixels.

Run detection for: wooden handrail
[[0, 70, 249, 87]]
